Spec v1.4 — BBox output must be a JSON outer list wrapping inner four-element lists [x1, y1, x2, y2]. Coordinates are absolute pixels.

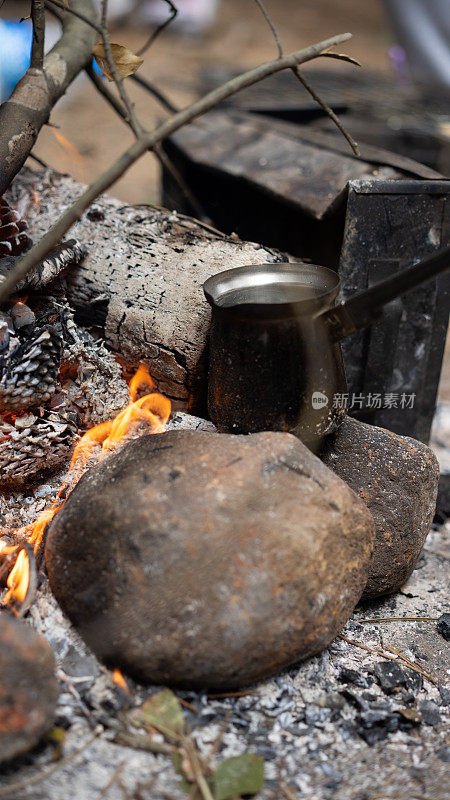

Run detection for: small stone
[[436, 613, 450, 641], [46, 430, 374, 690], [373, 661, 422, 694], [356, 707, 400, 745], [438, 685, 450, 706], [0, 612, 59, 764], [339, 667, 372, 688], [321, 417, 439, 598], [418, 700, 441, 727], [436, 747, 450, 763]]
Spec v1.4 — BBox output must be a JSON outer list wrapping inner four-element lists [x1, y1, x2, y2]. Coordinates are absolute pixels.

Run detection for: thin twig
[[113, 730, 174, 755], [253, 0, 282, 57], [30, 0, 46, 69], [99, 0, 143, 136], [137, 0, 178, 56], [96, 762, 127, 800], [280, 784, 300, 800], [209, 709, 231, 759], [0, 33, 352, 305], [338, 635, 438, 685], [86, 61, 208, 219], [29, 151, 50, 168], [131, 73, 178, 114], [46, 0, 103, 34], [292, 68, 360, 156], [184, 737, 215, 800], [252, 0, 359, 155], [0, 728, 102, 798], [359, 616, 440, 624]]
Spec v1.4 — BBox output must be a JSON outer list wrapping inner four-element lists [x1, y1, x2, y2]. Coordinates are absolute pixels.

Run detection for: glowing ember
[[0, 364, 171, 610]]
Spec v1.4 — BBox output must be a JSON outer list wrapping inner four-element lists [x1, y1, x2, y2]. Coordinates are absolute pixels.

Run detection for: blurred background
[[1, 0, 393, 203]]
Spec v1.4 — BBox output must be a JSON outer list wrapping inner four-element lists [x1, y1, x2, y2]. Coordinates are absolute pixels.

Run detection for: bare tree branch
[[0, 0, 99, 196], [253, 0, 282, 58], [0, 33, 352, 304], [30, 0, 46, 69], [137, 0, 178, 57], [252, 0, 360, 156], [97, 0, 144, 136], [292, 67, 360, 156], [46, 0, 102, 34], [85, 63, 208, 219]]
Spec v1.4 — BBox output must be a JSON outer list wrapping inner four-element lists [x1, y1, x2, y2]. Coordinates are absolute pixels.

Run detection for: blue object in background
[[0, 18, 103, 103], [0, 20, 33, 102]]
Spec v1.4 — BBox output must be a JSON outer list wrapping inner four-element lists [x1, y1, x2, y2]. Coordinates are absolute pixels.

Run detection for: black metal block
[[339, 180, 450, 442]]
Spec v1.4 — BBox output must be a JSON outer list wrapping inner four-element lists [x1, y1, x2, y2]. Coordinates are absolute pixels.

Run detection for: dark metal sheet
[[168, 110, 439, 222], [339, 179, 450, 443]]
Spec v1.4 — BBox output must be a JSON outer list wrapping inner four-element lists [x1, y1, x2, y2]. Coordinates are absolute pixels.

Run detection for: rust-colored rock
[[46, 430, 373, 690], [0, 612, 59, 764], [320, 417, 439, 599]]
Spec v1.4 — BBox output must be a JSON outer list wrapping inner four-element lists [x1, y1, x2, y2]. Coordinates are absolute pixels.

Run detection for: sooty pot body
[[207, 304, 347, 452]]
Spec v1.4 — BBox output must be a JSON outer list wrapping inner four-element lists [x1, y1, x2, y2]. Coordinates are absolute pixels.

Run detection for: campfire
[[0, 174, 446, 800], [0, 363, 171, 614]]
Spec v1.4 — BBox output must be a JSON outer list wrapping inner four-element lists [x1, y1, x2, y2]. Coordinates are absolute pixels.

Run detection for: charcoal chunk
[[418, 700, 442, 727], [436, 612, 450, 641]]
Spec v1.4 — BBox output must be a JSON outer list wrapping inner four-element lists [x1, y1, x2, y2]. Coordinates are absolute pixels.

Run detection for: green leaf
[[213, 754, 264, 800], [136, 688, 184, 742]]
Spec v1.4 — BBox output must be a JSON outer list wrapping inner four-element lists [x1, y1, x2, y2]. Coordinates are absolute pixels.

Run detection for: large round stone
[[0, 612, 59, 764], [320, 417, 439, 599], [46, 430, 373, 690]]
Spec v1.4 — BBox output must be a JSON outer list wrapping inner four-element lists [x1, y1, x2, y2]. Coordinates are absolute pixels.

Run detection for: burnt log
[[8, 169, 285, 413]]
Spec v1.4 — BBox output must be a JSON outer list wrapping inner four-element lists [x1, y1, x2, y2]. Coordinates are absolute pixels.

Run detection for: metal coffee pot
[[203, 247, 450, 451]]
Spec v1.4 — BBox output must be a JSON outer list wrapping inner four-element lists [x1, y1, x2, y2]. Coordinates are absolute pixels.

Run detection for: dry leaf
[[93, 42, 144, 82], [134, 688, 185, 742]]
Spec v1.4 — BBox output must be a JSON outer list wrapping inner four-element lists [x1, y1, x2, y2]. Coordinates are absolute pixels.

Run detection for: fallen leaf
[[135, 688, 184, 742], [213, 754, 264, 800], [93, 42, 144, 82]]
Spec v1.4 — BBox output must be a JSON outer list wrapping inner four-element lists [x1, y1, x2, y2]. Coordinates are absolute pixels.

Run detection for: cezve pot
[[203, 247, 450, 451]]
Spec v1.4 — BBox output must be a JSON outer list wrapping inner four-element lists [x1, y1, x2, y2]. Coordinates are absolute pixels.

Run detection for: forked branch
[[0, 33, 352, 304]]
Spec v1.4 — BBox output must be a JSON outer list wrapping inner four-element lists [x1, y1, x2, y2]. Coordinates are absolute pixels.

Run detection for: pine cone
[[0, 408, 77, 490], [0, 303, 62, 412], [0, 198, 32, 258]]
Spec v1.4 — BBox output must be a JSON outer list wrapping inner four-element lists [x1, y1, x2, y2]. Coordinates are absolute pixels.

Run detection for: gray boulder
[[46, 430, 373, 690], [321, 417, 439, 599], [0, 612, 59, 764]]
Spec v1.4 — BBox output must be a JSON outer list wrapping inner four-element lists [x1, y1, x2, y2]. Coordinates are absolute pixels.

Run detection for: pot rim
[[203, 262, 341, 318]]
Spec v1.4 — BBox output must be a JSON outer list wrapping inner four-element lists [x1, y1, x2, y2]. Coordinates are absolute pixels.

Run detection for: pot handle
[[322, 245, 450, 342]]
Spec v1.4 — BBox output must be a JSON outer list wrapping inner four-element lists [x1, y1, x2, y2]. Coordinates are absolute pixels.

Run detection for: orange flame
[[3, 549, 30, 606], [113, 668, 129, 693], [0, 364, 171, 610]]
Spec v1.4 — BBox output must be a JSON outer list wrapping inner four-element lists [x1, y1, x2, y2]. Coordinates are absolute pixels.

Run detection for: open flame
[[113, 668, 130, 694], [0, 364, 171, 611]]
